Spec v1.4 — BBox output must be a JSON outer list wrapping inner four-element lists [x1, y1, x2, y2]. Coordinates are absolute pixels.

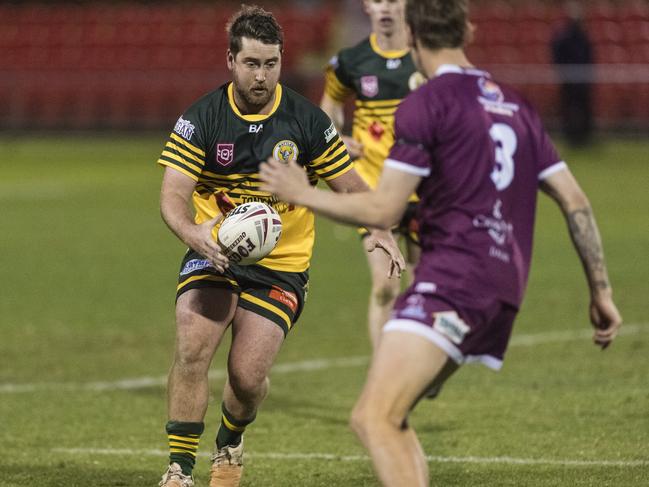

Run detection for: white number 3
[[489, 123, 517, 191]]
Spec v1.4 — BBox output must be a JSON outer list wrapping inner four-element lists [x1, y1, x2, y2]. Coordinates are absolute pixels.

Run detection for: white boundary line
[[1, 323, 645, 394], [51, 447, 649, 468]]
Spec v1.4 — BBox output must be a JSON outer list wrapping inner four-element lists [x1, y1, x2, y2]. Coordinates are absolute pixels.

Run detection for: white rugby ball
[[217, 202, 282, 265]]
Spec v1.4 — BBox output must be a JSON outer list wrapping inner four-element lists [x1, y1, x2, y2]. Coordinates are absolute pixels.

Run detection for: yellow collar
[[227, 83, 283, 121], [369, 33, 409, 59]]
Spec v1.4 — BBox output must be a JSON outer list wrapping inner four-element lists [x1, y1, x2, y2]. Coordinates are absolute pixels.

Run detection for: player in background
[[156, 5, 403, 487], [321, 0, 425, 350], [260, 0, 622, 485]]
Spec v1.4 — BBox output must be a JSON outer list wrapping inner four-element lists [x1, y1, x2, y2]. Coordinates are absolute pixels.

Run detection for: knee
[[173, 313, 214, 374], [350, 401, 404, 439], [371, 279, 399, 306], [228, 368, 268, 402]]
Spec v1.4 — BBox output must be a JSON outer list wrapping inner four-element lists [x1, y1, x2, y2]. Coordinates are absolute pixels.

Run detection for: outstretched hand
[[590, 292, 622, 349], [365, 230, 405, 278], [259, 157, 311, 205]]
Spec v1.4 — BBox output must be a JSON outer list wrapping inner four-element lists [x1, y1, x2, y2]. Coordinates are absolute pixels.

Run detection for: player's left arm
[[260, 158, 418, 230], [540, 167, 622, 348]]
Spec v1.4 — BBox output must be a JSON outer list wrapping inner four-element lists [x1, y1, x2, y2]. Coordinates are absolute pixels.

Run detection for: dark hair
[[406, 0, 468, 50], [227, 4, 284, 56]]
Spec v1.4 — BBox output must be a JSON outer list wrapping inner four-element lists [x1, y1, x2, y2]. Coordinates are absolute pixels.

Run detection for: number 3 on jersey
[[489, 123, 517, 191]]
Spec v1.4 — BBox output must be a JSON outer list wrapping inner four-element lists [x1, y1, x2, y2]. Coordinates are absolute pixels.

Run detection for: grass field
[[0, 135, 647, 486]]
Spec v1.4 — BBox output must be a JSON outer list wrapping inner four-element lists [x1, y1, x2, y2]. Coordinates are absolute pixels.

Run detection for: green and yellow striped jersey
[[324, 33, 424, 193], [157, 82, 352, 272]]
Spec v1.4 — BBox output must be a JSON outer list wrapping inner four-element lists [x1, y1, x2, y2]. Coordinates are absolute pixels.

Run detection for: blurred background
[[1, 0, 648, 140]]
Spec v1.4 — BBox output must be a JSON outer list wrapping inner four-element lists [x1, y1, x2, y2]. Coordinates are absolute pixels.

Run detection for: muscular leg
[[168, 288, 238, 421], [222, 307, 285, 423], [350, 330, 458, 487], [365, 248, 401, 351]]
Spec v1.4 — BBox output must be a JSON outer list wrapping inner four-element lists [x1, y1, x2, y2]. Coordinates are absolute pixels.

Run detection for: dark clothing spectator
[[552, 18, 595, 145]]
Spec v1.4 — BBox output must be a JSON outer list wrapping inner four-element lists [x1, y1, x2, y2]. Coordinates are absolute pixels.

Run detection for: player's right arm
[[540, 168, 622, 348], [321, 53, 364, 159], [160, 168, 229, 272]]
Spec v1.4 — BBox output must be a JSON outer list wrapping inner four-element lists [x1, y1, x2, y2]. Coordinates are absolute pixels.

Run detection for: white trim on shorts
[[383, 319, 504, 371]]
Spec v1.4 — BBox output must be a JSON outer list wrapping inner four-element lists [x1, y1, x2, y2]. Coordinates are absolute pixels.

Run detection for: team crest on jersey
[[478, 77, 504, 103], [360, 75, 379, 98], [409, 72, 427, 91], [174, 116, 195, 141], [273, 140, 299, 163], [216, 143, 234, 166]]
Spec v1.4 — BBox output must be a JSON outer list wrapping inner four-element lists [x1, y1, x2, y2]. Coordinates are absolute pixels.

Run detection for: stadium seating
[[1, 1, 647, 130]]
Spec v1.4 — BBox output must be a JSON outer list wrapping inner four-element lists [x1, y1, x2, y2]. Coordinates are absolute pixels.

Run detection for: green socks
[[166, 420, 204, 475]]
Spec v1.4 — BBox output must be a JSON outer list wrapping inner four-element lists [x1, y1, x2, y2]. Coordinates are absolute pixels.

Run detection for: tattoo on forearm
[[567, 207, 609, 290]]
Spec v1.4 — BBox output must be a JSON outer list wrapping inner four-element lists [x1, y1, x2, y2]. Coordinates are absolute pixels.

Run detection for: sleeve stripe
[[319, 159, 354, 180], [324, 69, 353, 102], [170, 133, 205, 157], [311, 138, 345, 165], [160, 150, 203, 175], [385, 158, 430, 177], [538, 161, 568, 180], [157, 159, 200, 181], [310, 144, 348, 171], [166, 141, 205, 166], [314, 153, 351, 175]]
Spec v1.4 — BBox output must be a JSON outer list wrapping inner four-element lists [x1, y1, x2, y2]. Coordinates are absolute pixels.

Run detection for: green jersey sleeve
[[306, 108, 353, 181]]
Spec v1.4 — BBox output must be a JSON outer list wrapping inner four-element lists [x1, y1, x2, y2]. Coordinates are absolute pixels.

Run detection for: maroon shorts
[[386, 289, 518, 370]]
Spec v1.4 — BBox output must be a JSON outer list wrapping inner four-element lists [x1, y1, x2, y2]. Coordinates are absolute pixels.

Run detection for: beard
[[235, 83, 274, 110]]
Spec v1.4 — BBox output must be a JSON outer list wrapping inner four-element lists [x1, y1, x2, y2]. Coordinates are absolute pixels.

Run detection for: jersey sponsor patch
[[180, 258, 214, 276], [269, 285, 298, 313], [324, 123, 337, 144], [216, 143, 234, 166], [174, 116, 196, 141], [360, 75, 379, 98], [273, 140, 299, 162], [433, 311, 470, 345]]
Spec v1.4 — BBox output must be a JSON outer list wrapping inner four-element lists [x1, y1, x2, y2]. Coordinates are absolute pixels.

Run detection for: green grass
[[0, 135, 647, 486]]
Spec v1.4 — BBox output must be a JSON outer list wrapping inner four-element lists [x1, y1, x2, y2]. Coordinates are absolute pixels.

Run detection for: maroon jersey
[[386, 65, 566, 308]]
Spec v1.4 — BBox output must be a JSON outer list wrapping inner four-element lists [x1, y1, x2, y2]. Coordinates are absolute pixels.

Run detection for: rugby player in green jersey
[[155, 5, 404, 487], [321, 0, 426, 351]]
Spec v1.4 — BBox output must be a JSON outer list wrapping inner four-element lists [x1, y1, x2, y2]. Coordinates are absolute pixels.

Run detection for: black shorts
[[176, 249, 309, 336], [359, 201, 419, 245]]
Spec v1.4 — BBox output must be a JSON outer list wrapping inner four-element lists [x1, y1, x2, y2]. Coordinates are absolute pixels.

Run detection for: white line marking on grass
[[1, 323, 646, 394], [51, 447, 649, 468]]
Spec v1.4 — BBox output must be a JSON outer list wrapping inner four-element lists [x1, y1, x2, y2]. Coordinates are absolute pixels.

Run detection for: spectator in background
[[551, 0, 595, 146]]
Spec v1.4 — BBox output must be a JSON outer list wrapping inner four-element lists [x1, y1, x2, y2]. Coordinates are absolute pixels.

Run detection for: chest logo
[[386, 59, 401, 70], [409, 72, 427, 91], [216, 143, 234, 166], [273, 140, 299, 163], [360, 75, 379, 98]]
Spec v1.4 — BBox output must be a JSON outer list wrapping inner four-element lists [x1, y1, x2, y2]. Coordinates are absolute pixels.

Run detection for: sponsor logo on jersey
[[433, 311, 470, 345], [360, 75, 379, 98], [174, 116, 195, 141], [269, 285, 298, 313], [477, 77, 519, 116], [478, 77, 504, 103], [472, 199, 514, 246], [273, 140, 299, 163], [180, 259, 214, 276], [324, 123, 337, 143], [386, 58, 401, 70], [216, 143, 234, 166]]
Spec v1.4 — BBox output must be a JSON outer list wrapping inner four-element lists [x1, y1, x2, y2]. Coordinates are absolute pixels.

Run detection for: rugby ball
[[217, 202, 282, 265]]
